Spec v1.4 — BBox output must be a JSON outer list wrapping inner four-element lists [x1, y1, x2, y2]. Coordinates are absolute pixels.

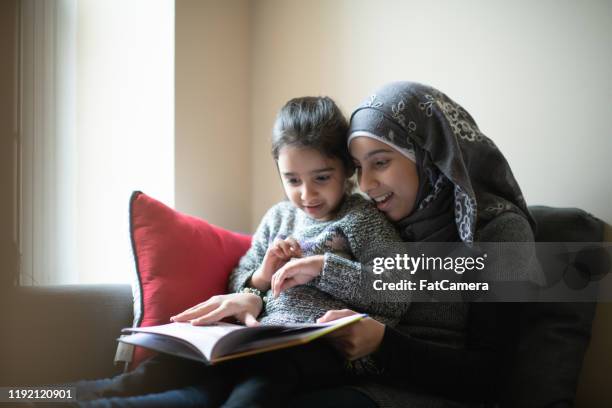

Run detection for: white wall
[[249, 0, 612, 227], [175, 0, 252, 233], [9, 0, 612, 281]]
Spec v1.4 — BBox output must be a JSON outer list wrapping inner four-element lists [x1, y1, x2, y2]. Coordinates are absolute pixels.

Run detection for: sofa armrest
[[503, 207, 605, 407], [575, 223, 612, 408], [1, 284, 133, 386]]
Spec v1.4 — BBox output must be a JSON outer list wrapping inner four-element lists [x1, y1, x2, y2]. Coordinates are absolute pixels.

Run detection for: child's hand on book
[[170, 293, 262, 327], [271, 254, 324, 297], [252, 237, 302, 290]]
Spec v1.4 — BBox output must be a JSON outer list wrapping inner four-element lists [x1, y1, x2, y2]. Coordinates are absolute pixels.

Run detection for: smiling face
[[349, 136, 419, 222], [277, 146, 347, 221]]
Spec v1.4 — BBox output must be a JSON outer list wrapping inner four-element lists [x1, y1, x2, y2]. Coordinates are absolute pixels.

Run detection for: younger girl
[[174, 96, 408, 369], [69, 97, 406, 408], [231, 96, 407, 326]]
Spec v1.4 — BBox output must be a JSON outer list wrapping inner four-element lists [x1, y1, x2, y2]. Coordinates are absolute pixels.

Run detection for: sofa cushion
[[127, 191, 252, 368], [2, 285, 132, 385], [499, 206, 603, 407]]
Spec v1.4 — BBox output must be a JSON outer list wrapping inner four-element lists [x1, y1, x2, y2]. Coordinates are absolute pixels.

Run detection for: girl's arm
[[315, 202, 410, 318], [171, 219, 271, 325], [227, 206, 276, 293], [172, 204, 287, 325]]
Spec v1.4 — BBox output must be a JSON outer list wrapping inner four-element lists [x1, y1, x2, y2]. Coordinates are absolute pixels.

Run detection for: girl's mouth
[[372, 192, 393, 210], [303, 203, 324, 215]]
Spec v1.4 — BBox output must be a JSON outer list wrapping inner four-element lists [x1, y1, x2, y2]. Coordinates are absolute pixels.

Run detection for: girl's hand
[[251, 237, 302, 291], [271, 255, 324, 297], [272, 236, 302, 259], [316, 309, 386, 361], [169, 293, 263, 326]]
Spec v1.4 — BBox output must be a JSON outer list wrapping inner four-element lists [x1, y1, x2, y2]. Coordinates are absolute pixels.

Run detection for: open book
[[119, 313, 365, 365]]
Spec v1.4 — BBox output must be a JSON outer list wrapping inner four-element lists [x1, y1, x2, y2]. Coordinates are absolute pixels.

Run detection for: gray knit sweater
[[227, 194, 407, 326]]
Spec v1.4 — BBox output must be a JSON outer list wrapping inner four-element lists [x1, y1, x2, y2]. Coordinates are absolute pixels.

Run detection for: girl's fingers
[[272, 265, 295, 296], [278, 241, 293, 258], [172, 301, 217, 322], [285, 237, 302, 257], [180, 303, 203, 314], [244, 313, 260, 327], [173, 309, 206, 322], [277, 277, 298, 294], [271, 239, 290, 259], [171, 301, 207, 320], [272, 271, 280, 296], [190, 305, 231, 326], [172, 293, 224, 320], [271, 269, 280, 296], [317, 309, 355, 323], [272, 246, 285, 259], [276, 264, 301, 293], [272, 238, 301, 261]]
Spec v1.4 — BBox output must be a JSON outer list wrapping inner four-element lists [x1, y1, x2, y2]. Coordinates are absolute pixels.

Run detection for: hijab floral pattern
[[349, 81, 534, 243]]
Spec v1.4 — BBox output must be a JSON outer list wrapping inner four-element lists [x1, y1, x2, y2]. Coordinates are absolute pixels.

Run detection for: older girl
[[288, 81, 541, 407]]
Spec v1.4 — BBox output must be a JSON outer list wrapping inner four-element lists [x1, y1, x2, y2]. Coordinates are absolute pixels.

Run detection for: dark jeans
[[289, 386, 378, 408], [52, 341, 375, 408]]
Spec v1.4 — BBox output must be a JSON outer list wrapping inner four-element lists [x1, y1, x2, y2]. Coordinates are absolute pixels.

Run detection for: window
[[19, 0, 175, 284]]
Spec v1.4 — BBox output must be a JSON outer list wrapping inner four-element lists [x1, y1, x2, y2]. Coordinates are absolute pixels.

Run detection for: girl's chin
[[386, 204, 415, 222], [381, 201, 409, 222], [385, 210, 403, 222], [303, 205, 332, 220]]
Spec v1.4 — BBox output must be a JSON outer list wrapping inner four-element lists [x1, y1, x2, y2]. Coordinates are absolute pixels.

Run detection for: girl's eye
[[315, 175, 331, 182], [287, 178, 300, 185], [374, 159, 390, 168]]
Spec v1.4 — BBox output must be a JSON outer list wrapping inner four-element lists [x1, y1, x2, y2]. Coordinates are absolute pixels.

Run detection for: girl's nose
[[301, 183, 317, 201], [359, 169, 377, 192]]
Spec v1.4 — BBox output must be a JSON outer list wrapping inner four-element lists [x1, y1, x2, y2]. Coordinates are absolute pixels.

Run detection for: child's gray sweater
[[228, 194, 409, 326]]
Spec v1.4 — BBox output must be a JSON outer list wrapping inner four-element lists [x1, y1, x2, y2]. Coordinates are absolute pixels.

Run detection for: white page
[[124, 322, 244, 360], [122, 314, 365, 360]]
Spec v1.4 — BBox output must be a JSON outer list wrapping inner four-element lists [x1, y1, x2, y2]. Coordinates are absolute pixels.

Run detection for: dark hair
[[271, 96, 353, 176]]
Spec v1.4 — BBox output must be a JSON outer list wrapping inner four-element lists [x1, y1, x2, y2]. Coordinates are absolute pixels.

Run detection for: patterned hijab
[[349, 81, 535, 243]]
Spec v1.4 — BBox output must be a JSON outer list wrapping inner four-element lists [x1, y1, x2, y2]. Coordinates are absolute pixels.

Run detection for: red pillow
[[125, 191, 252, 369]]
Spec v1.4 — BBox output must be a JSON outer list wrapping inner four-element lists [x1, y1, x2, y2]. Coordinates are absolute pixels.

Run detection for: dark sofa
[[1, 206, 610, 407]]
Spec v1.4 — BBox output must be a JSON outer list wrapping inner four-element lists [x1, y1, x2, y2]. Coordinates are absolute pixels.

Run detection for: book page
[[120, 332, 206, 363], [122, 314, 366, 362], [211, 313, 366, 361], [123, 322, 244, 360]]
